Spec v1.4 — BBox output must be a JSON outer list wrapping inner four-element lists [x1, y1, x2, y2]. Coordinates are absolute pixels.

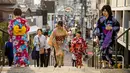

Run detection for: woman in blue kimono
[[94, 5, 120, 68]]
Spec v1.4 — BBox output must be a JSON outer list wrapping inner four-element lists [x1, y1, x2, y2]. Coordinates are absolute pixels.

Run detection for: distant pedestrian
[[5, 39, 13, 66], [33, 29, 49, 67], [70, 31, 87, 68]]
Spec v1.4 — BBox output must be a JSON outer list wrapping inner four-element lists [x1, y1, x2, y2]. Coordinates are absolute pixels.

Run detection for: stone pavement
[[100, 69, 130, 73], [0, 66, 87, 73]]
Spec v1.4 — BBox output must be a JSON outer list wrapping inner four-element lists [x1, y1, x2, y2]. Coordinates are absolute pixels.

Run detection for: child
[[72, 53, 76, 67]]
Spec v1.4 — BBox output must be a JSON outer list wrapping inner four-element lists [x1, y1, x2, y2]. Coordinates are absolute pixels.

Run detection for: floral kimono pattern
[[95, 16, 120, 66], [70, 37, 87, 67], [8, 17, 30, 66]]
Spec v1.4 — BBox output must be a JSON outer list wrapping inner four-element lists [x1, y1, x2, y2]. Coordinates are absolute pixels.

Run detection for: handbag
[[31, 46, 38, 60], [39, 48, 44, 54]]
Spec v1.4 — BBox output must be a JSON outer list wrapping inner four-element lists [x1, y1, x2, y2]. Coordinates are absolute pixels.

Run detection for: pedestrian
[[5, 39, 13, 66], [94, 5, 120, 68], [8, 8, 30, 67], [43, 31, 51, 67], [48, 21, 68, 68], [70, 31, 87, 68], [33, 29, 49, 67]]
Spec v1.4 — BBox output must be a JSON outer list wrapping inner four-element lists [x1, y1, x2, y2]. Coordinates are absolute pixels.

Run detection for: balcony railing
[[0, 0, 16, 5]]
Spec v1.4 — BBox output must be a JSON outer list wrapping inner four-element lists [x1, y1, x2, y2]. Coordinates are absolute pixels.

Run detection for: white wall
[[35, 16, 43, 28], [26, 16, 43, 28], [91, 0, 97, 9], [48, 13, 55, 30], [115, 11, 122, 26], [123, 11, 130, 28]]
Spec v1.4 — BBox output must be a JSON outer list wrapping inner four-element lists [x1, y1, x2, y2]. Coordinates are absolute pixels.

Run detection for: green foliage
[[0, 22, 9, 49], [0, 22, 8, 31]]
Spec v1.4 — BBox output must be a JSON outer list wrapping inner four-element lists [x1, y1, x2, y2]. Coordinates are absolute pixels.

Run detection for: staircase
[[0, 66, 86, 73]]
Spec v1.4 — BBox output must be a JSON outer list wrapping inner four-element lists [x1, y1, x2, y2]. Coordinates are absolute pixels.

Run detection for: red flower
[[21, 20, 26, 24], [16, 35, 22, 40], [19, 40, 25, 45], [15, 45, 20, 50], [16, 52, 22, 57]]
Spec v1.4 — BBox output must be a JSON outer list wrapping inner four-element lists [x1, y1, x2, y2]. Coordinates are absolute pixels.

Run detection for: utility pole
[[81, 0, 87, 40]]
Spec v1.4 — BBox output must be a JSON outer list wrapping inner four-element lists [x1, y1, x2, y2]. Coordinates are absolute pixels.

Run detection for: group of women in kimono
[[7, 4, 120, 69]]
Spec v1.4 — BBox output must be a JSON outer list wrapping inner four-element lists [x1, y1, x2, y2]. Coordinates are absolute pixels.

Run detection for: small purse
[[39, 48, 44, 54]]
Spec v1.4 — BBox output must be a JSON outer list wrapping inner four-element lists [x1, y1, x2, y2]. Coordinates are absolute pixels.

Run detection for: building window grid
[[126, 0, 130, 6]]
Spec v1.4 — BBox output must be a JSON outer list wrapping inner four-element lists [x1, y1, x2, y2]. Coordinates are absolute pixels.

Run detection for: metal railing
[[87, 27, 130, 69], [115, 27, 130, 68], [0, 28, 8, 66]]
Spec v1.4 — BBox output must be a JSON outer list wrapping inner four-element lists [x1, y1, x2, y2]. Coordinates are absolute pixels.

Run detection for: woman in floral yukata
[[8, 8, 30, 67], [70, 31, 87, 68], [94, 5, 120, 68], [48, 21, 68, 68]]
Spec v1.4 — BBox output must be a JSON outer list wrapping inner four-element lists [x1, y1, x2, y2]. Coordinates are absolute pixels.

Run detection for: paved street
[[0, 66, 86, 73]]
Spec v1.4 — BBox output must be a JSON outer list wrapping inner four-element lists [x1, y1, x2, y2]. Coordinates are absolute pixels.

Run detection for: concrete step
[[100, 69, 130, 73], [0, 66, 86, 73]]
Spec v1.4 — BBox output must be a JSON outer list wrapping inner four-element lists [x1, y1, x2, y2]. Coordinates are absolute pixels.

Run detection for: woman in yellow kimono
[[48, 21, 68, 68]]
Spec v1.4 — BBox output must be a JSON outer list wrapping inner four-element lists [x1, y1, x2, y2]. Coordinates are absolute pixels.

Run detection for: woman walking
[[48, 21, 68, 68], [70, 31, 87, 68], [33, 29, 49, 67], [94, 5, 120, 68], [8, 8, 30, 67]]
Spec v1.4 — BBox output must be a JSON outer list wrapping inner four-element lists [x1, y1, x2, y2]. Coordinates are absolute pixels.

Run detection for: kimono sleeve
[[70, 38, 76, 53], [8, 20, 13, 39], [112, 17, 120, 33], [81, 38, 87, 52], [25, 20, 30, 33], [93, 18, 101, 37]]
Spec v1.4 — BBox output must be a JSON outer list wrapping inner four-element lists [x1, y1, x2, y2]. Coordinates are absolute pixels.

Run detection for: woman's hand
[[106, 25, 112, 30], [45, 49, 48, 53]]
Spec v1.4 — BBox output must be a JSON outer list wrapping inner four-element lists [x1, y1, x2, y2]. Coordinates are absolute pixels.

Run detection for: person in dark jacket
[[5, 39, 13, 66]]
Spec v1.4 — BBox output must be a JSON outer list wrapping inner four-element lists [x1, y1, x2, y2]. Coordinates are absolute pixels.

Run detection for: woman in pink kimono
[[70, 31, 87, 68], [8, 8, 30, 67]]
